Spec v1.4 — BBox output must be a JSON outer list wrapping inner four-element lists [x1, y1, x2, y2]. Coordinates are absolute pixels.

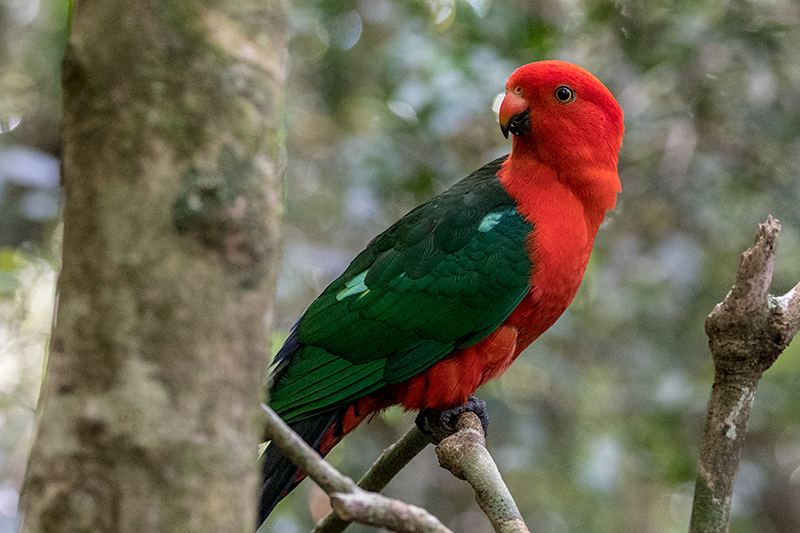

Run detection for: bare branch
[[434, 412, 530, 533], [262, 405, 452, 533], [689, 216, 800, 533], [358, 426, 434, 493], [330, 491, 451, 533], [262, 405, 355, 496], [705, 216, 800, 376], [316, 425, 433, 533]]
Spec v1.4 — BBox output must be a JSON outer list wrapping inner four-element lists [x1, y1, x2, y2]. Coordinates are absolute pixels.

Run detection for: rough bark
[[20, 0, 288, 531], [689, 217, 800, 533]]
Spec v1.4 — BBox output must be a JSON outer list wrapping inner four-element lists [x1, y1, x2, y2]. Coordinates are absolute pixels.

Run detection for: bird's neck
[[499, 150, 620, 296], [497, 153, 619, 350], [500, 150, 620, 232]]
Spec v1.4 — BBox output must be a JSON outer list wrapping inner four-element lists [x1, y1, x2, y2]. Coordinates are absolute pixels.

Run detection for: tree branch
[[315, 425, 433, 533], [315, 408, 530, 533], [433, 412, 530, 533], [689, 216, 800, 533], [261, 405, 452, 533], [358, 426, 434, 493], [330, 491, 450, 532]]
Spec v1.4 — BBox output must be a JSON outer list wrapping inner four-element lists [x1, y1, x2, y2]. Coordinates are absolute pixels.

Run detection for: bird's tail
[[258, 396, 383, 528], [258, 408, 344, 525]]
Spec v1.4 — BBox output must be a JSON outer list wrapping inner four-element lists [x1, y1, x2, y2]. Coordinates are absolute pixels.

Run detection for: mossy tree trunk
[[20, 0, 288, 531]]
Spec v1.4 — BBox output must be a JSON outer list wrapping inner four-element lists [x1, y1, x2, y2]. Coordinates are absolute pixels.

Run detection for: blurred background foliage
[[2, 0, 800, 532]]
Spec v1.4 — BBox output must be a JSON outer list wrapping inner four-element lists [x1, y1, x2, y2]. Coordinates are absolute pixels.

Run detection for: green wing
[[270, 156, 534, 423]]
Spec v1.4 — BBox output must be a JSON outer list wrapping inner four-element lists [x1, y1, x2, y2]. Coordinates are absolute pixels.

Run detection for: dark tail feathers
[[257, 408, 344, 527]]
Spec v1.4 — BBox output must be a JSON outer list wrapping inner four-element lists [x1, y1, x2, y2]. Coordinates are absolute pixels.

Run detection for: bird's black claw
[[415, 396, 489, 442]]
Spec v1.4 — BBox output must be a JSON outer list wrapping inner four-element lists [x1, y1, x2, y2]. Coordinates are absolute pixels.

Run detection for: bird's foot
[[415, 396, 488, 443]]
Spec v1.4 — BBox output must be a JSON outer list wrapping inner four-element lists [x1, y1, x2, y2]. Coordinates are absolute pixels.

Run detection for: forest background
[[2, 0, 800, 532]]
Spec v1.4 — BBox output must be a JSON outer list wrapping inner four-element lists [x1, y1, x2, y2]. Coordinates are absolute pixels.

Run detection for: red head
[[499, 60, 624, 174]]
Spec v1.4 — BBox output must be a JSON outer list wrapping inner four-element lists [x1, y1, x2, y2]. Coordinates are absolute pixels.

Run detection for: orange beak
[[499, 91, 530, 139]]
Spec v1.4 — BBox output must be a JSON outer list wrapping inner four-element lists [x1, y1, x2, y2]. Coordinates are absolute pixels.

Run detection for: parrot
[[259, 59, 624, 525]]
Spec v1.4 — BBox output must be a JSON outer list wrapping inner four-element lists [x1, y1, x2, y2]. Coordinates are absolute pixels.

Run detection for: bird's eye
[[555, 85, 575, 103]]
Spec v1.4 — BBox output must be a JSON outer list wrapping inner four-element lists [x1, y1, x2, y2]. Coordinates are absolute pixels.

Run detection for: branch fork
[[264, 401, 530, 533], [690, 216, 800, 533]]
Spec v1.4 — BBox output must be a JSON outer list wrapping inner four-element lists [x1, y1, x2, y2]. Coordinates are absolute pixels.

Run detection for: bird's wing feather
[[269, 156, 534, 423]]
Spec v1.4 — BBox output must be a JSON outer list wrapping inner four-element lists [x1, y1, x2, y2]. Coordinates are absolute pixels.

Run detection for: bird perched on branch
[[259, 59, 624, 525]]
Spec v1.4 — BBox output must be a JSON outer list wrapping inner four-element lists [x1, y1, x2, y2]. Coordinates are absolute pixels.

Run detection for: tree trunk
[[20, 0, 288, 531]]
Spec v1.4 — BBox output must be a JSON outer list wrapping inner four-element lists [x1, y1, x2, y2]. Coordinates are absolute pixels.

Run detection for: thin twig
[[359, 426, 433, 493], [689, 216, 800, 533]]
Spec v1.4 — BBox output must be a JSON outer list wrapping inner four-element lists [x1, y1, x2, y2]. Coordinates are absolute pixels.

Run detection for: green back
[[270, 156, 534, 423]]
